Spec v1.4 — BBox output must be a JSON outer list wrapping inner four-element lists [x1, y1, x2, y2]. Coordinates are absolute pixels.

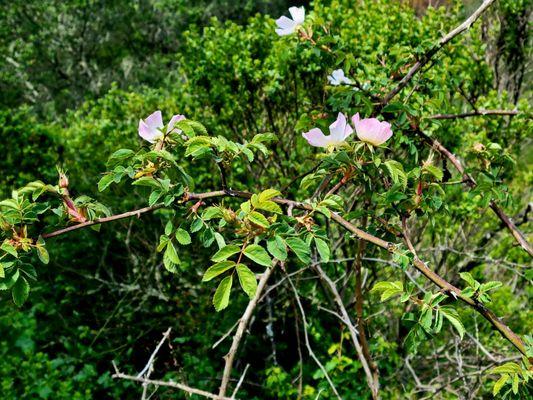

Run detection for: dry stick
[[113, 371, 232, 400], [218, 263, 277, 398], [42, 189, 527, 356], [138, 327, 172, 400], [230, 364, 250, 400], [287, 274, 343, 400], [137, 327, 172, 378], [380, 0, 496, 106], [428, 109, 519, 119], [314, 263, 380, 399], [415, 130, 533, 257]]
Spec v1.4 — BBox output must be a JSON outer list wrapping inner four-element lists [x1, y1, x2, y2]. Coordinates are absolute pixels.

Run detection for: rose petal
[[329, 113, 348, 141], [289, 6, 305, 24], [144, 110, 163, 130], [302, 128, 330, 147], [139, 119, 158, 143], [167, 114, 186, 133]]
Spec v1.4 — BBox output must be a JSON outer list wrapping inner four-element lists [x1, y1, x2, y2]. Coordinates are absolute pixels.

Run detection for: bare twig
[[137, 327, 172, 378], [230, 364, 250, 399], [380, 0, 496, 106], [113, 371, 232, 400], [428, 109, 519, 119], [314, 264, 380, 399], [287, 274, 343, 400], [218, 263, 277, 397]]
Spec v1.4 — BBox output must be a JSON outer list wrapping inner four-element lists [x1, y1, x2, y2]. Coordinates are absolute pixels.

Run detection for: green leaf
[[98, 174, 115, 192], [440, 305, 465, 339], [267, 236, 287, 261], [157, 235, 169, 252], [493, 375, 509, 396], [247, 211, 270, 228], [383, 160, 407, 188], [163, 242, 180, 273], [107, 149, 135, 166], [213, 275, 233, 311], [175, 228, 192, 245], [423, 165, 444, 181], [211, 245, 241, 262], [203, 261, 235, 282], [132, 177, 161, 188], [459, 272, 477, 288], [243, 244, 272, 267], [1, 242, 17, 258], [314, 238, 330, 263], [256, 200, 282, 214], [370, 281, 404, 301], [258, 189, 281, 202], [480, 281, 502, 292], [236, 264, 258, 298], [12, 276, 29, 306], [285, 237, 311, 264], [36, 245, 49, 265]]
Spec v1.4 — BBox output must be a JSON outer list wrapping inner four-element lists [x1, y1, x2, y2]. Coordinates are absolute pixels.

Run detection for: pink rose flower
[[139, 110, 186, 143], [302, 113, 353, 148], [351, 113, 392, 146]]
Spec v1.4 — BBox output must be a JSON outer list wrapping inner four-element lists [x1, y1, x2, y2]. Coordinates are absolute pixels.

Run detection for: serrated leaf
[[36, 245, 49, 265], [285, 237, 311, 264], [256, 200, 282, 214], [423, 165, 444, 181], [267, 236, 287, 261], [383, 160, 407, 188], [12, 276, 29, 306], [163, 242, 180, 273], [314, 238, 330, 262], [243, 244, 272, 267], [98, 174, 115, 192], [213, 275, 233, 311], [247, 211, 270, 228], [175, 228, 191, 245], [236, 264, 257, 298], [203, 261, 235, 282], [440, 305, 465, 339], [258, 189, 281, 202], [493, 375, 508, 396], [459, 272, 477, 288], [212, 245, 241, 262]]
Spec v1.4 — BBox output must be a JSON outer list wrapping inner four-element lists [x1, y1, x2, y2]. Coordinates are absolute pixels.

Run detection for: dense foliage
[[0, 0, 531, 399]]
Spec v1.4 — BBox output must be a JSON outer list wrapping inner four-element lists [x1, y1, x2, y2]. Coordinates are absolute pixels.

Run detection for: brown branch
[[353, 215, 380, 389], [218, 263, 276, 398], [428, 109, 519, 119], [415, 129, 533, 257], [41, 188, 528, 357], [112, 371, 232, 400], [380, 0, 496, 106]]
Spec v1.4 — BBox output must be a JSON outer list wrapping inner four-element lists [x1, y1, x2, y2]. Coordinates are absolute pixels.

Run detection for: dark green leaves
[[12, 276, 29, 306], [285, 237, 311, 264]]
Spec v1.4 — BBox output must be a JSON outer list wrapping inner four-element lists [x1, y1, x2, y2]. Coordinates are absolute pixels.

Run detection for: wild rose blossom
[[328, 69, 352, 86], [275, 6, 305, 36], [138, 110, 186, 143], [351, 113, 392, 146], [302, 113, 353, 148]]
